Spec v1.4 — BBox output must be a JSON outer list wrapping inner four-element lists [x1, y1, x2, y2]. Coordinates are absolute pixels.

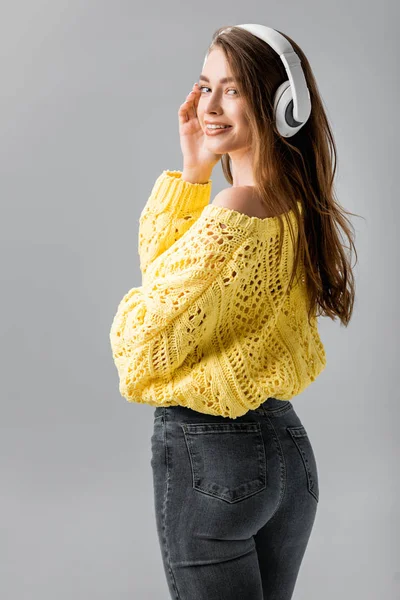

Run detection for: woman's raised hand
[[178, 83, 222, 176]]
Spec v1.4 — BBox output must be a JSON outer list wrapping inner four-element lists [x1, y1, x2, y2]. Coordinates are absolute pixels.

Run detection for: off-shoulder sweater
[[109, 170, 327, 418]]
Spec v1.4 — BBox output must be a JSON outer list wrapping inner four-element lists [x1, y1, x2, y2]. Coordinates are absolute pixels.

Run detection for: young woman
[[110, 24, 358, 600]]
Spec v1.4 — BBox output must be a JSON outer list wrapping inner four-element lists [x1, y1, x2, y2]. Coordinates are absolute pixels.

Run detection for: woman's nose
[[204, 97, 222, 112]]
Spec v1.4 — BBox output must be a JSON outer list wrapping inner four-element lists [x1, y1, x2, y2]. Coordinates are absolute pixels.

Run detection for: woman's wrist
[[181, 167, 212, 184]]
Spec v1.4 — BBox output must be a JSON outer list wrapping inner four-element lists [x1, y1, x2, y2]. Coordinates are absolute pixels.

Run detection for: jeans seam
[[263, 416, 287, 522], [162, 413, 181, 599], [261, 402, 293, 417]]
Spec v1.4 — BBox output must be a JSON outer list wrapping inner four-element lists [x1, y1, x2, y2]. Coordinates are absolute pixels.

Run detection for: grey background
[[1, 1, 397, 598]]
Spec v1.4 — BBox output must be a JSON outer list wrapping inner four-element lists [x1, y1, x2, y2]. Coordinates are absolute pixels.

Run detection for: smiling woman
[[109, 22, 360, 600]]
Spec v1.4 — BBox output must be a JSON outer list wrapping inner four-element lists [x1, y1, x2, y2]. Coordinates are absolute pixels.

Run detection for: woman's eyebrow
[[198, 75, 237, 83]]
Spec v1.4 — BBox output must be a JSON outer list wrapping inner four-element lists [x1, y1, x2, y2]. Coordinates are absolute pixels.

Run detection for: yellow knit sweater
[[109, 170, 327, 418]]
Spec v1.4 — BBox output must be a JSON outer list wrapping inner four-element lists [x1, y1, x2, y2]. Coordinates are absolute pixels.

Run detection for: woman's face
[[197, 47, 251, 154]]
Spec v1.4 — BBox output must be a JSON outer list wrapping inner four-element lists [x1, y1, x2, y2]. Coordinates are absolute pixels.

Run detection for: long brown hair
[[204, 26, 361, 327]]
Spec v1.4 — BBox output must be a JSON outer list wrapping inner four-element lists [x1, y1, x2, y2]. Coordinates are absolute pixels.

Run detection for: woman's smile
[[204, 125, 233, 136]]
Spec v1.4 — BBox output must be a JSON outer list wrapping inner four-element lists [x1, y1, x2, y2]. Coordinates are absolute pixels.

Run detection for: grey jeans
[[150, 397, 319, 599]]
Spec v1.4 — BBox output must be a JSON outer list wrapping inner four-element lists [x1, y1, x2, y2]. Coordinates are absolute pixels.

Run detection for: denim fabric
[[150, 397, 319, 599]]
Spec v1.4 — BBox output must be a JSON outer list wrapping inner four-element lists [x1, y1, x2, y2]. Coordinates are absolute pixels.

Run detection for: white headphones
[[203, 24, 312, 138]]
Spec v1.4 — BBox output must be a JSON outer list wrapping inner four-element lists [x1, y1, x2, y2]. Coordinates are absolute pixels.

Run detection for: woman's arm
[[138, 170, 212, 283]]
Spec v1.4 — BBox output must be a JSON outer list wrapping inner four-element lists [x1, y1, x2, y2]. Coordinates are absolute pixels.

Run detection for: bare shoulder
[[211, 186, 292, 218], [211, 187, 262, 218]]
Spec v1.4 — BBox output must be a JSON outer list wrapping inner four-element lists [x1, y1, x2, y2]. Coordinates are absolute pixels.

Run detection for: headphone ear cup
[[273, 80, 293, 135], [273, 80, 311, 138]]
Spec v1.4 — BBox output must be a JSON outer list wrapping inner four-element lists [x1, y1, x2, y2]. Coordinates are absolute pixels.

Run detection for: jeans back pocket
[[181, 421, 267, 504], [287, 425, 319, 502]]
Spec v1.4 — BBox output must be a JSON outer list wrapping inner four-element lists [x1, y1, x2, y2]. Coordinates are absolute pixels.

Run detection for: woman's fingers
[[178, 84, 200, 122], [178, 94, 192, 123], [186, 92, 196, 119], [192, 82, 200, 110]]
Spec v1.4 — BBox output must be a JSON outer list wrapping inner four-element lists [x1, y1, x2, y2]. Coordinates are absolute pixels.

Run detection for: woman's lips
[[204, 126, 232, 136]]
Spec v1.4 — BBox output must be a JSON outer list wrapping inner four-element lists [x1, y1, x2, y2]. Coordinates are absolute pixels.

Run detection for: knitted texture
[[109, 170, 327, 418]]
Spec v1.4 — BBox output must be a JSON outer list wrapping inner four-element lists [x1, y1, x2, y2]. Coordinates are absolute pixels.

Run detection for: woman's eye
[[199, 86, 237, 95]]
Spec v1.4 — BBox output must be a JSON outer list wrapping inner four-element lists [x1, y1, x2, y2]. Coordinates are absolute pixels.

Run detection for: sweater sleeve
[[138, 170, 212, 284], [110, 206, 245, 405]]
